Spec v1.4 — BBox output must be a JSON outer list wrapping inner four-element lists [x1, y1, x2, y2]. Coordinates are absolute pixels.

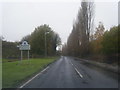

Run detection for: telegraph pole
[[44, 30, 50, 57]]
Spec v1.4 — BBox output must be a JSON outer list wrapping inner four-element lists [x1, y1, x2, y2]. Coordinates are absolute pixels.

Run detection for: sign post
[[17, 41, 31, 61], [21, 50, 23, 61], [28, 50, 29, 60]]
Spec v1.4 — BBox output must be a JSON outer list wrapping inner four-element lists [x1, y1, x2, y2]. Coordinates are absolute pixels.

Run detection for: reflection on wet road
[[21, 56, 118, 88]]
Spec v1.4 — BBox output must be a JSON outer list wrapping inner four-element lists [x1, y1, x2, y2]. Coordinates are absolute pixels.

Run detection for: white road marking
[[19, 66, 49, 88], [70, 61, 73, 66], [70, 61, 83, 78], [74, 68, 83, 78]]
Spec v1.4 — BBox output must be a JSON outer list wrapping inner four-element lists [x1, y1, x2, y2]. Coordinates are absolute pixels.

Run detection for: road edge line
[[19, 66, 49, 88]]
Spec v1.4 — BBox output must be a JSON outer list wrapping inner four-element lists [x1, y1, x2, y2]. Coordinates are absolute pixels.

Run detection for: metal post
[[44, 31, 50, 57], [45, 31, 47, 57], [21, 50, 22, 61]]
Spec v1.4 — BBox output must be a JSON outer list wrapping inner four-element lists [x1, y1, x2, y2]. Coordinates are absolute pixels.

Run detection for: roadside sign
[[19, 41, 30, 50], [17, 41, 30, 61]]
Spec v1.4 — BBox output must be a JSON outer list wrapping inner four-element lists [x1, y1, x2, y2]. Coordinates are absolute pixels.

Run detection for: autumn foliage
[[62, 1, 119, 64]]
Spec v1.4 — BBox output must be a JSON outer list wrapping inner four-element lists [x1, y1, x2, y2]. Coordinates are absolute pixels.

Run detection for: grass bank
[[3, 57, 58, 88], [0, 62, 2, 89]]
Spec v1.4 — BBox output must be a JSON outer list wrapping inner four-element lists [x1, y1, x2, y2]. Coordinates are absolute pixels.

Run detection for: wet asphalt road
[[21, 56, 118, 88]]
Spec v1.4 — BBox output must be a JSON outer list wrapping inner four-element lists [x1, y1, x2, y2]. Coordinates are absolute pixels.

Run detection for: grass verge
[[0, 62, 2, 89], [2, 57, 58, 88]]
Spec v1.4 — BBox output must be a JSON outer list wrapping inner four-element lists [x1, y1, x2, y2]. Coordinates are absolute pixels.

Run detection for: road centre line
[[70, 61, 83, 78], [74, 67, 83, 78], [19, 66, 49, 88]]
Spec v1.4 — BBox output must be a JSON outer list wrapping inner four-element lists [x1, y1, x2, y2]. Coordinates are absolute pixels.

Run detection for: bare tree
[[78, 0, 94, 56], [62, 0, 94, 57]]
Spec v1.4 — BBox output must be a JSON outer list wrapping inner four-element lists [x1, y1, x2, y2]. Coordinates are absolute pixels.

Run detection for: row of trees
[[2, 24, 61, 59], [62, 1, 94, 57], [2, 40, 20, 59], [62, 0, 119, 64]]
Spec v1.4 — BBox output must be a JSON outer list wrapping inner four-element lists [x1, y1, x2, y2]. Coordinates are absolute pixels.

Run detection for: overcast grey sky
[[1, 0, 118, 44]]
